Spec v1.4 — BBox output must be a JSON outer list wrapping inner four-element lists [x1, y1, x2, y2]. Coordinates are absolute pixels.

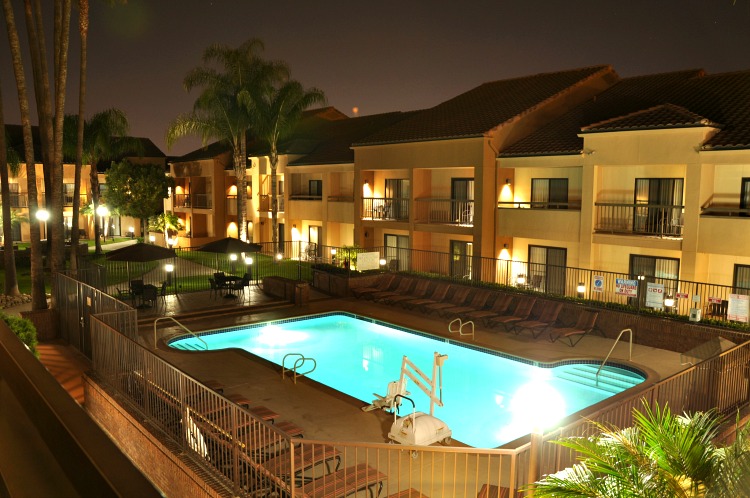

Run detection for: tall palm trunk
[[2, 0, 47, 309], [270, 146, 278, 253], [0, 79, 20, 296], [70, 0, 88, 270], [91, 165, 102, 253], [237, 133, 247, 241]]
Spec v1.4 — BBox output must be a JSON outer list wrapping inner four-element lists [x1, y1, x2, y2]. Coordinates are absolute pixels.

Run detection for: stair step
[[555, 364, 643, 394]]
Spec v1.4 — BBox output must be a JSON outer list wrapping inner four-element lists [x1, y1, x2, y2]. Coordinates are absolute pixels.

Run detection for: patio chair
[[371, 277, 415, 302], [295, 463, 387, 498], [351, 274, 396, 299], [158, 281, 168, 307], [463, 293, 513, 326], [549, 310, 600, 346], [488, 297, 536, 332], [419, 285, 472, 315], [208, 278, 220, 299], [384, 279, 432, 305], [440, 289, 493, 318], [511, 301, 563, 338], [402, 282, 450, 310]]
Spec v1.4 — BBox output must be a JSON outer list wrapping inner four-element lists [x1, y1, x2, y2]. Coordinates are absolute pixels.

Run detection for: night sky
[[2, 0, 750, 156]]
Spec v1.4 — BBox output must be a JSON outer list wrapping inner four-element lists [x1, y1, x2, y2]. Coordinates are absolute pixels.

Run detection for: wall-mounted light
[[364, 179, 369, 186], [505, 178, 511, 186], [503, 243, 508, 249], [577, 282, 586, 299], [293, 224, 296, 228]]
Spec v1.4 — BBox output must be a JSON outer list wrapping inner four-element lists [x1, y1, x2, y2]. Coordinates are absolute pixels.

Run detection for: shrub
[[0, 312, 38, 357]]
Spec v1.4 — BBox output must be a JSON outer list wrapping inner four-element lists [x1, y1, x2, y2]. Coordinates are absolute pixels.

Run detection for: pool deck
[[31, 285, 687, 449], [136, 287, 685, 448]]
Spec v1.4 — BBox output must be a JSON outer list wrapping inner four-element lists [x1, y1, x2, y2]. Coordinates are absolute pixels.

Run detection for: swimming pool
[[168, 312, 645, 448]]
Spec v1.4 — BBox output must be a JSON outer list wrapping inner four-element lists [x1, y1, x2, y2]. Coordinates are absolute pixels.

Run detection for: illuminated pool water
[[168, 312, 644, 448]]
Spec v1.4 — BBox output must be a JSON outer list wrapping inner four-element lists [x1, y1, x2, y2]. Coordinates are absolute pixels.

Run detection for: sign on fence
[[615, 278, 638, 297], [728, 294, 749, 323], [356, 252, 381, 271], [646, 282, 665, 310], [592, 275, 604, 293]]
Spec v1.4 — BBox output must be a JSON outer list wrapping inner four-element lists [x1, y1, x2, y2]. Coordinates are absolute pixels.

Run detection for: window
[[531, 178, 568, 209], [528, 245, 566, 295], [8, 183, 22, 208], [385, 234, 409, 271], [451, 178, 474, 223], [741, 178, 750, 217], [64, 183, 75, 206], [309, 180, 322, 198], [629, 254, 680, 305], [734, 265, 750, 295], [633, 178, 684, 235], [385, 179, 410, 220], [450, 240, 473, 279]]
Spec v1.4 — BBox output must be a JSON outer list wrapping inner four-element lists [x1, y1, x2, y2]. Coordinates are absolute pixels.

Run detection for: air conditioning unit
[[689, 308, 702, 322]]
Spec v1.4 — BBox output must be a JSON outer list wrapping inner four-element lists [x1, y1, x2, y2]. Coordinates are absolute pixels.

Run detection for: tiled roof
[[503, 68, 750, 156], [581, 104, 717, 132], [172, 139, 232, 163], [288, 111, 418, 166], [353, 65, 614, 146], [501, 69, 704, 156]]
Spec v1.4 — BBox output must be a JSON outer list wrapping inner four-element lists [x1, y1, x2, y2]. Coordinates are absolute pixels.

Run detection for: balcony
[[497, 201, 581, 210], [594, 202, 684, 237], [361, 197, 409, 221], [259, 194, 285, 213], [174, 193, 212, 209], [413, 198, 473, 226], [1, 193, 28, 208], [63, 194, 88, 207]]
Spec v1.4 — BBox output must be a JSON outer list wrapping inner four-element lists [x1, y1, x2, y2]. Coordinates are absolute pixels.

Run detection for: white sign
[[592, 275, 604, 293], [727, 294, 750, 323], [646, 282, 665, 310], [615, 278, 638, 297], [356, 251, 381, 271]]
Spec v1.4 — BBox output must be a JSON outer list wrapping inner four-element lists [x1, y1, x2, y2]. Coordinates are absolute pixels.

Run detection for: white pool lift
[[381, 352, 452, 448]]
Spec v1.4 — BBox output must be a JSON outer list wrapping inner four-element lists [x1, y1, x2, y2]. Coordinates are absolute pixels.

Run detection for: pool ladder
[[282, 353, 317, 384], [448, 318, 475, 339]]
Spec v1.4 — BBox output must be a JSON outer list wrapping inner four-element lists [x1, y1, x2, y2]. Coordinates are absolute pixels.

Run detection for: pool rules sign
[[645, 282, 665, 310]]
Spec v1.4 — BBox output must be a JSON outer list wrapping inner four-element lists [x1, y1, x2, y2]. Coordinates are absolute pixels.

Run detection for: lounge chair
[[488, 297, 536, 332], [549, 310, 600, 346], [439, 289, 493, 319], [389, 489, 429, 497], [384, 279, 432, 306], [419, 285, 473, 315], [511, 301, 563, 338], [295, 463, 387, 498], [370, 277, 415, 302], [463, 294, 513, 326], [262, 444, 341, 485], [351, 274, 397, 299], [402, 282, 450, 310], [477, 484, 515, 498]]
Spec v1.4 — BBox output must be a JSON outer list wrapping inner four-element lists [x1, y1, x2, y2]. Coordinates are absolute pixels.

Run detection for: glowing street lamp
[[96, 205, 109, 240], [35, 208, 49, 240]]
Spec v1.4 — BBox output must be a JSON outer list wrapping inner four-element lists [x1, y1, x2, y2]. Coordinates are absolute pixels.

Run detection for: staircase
[[555, 364, 643, 395]]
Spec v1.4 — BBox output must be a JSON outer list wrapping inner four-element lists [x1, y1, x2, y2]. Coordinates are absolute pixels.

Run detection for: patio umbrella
[[105, 242, 177, 282], [196, 237, 262, 255]]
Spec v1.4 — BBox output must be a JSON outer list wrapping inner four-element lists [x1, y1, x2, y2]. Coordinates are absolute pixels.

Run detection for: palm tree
[[70, 0, 89, 270], [167, 39, 283, 242], [533, 402, 750, 497], [0, 86, 21, 296], [2, 0, 47, 309], [247, 78, 325, 253], [64, 109, 133, 254]]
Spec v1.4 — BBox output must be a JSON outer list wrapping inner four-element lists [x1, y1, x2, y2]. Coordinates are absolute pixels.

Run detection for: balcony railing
[[289, 194, 323, 201], [63, 193, 88, 207], [259, 194, 285, 213], [361, 197, 409, 221], [1, 193, 28, 208], [414, 198, 474, 225], [173, 193, 212, 209], [498, 200, 581, 209], [701, 204, 750, 217], [595, 202, 684, 237]]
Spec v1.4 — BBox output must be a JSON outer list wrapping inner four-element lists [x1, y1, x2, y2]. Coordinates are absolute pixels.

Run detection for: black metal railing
[[498, 200, 581, 209], [361, 197, 409, 221], [595, 202, 684, 237], [414, 198, 474, 225]]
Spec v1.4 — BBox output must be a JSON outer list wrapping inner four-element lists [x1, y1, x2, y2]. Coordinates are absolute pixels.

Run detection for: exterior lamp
[[35, 208, 49, 240], [664, 294, 675, 312], [229, 253, 238, 273], [244, 256, 253, 266], [128, 226, 135, 238], [275, 253, 283, 261], [149, 235, 156, 243], [577, 282, 586, 299], [96, 205, 109, 240], [331, 248, 337, 265], [379, 258, 387, 268], [165, 263, 174, 285], [516, 274, 526, 286]]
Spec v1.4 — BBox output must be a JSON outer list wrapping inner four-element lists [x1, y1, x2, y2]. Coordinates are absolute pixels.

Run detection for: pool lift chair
[[386, 352, 452, 451], [361, 377, 409, 412]]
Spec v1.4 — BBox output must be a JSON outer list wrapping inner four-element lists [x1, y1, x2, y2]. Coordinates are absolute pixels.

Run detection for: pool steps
[[556, 364, 642, 395]]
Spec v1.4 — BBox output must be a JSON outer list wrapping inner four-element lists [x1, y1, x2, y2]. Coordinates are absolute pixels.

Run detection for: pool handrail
[[596, 327, 633, 385], [153, 317, 207, 350], [448, 317, 475, 339], [282, 353, 317, 383]]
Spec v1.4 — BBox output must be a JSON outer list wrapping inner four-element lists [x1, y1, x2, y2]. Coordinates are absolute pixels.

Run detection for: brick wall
[[84, 374, 230, 498]]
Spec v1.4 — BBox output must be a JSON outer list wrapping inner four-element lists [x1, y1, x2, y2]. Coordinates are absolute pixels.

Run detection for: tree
[[167, 39, 282, 242], [246, 78, 325, 252], [70, 0, 89, 270], [533, 402, 750, 497], [149, 211, 183, 246], [2, 0, 47, 309], [0, 86, 21, 296], [104, 160, 174, 237], [63, 109, 135, 254]]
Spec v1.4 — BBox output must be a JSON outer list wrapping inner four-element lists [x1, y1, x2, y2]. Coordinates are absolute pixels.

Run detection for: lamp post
[[229, 253, 237, 275], [96, 205, 109, 240], [331, 248, 337, 266], [35, 208, 49, 240], [245, 256, 253, 284], [664, 294, 675, 313], [577, 282, 586, 299], [165, 263, 174, 289]]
